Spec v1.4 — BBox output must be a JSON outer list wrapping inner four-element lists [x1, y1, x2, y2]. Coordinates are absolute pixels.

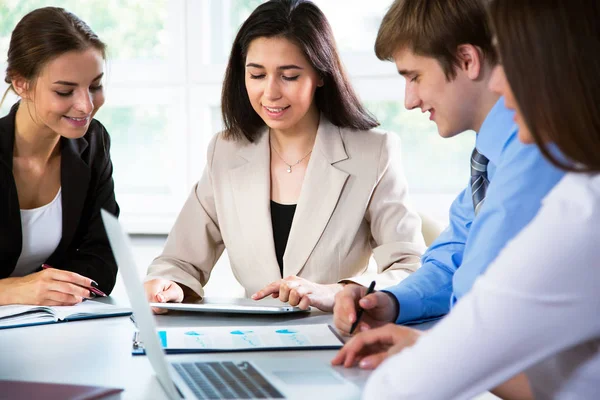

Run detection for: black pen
[[349, 280, 376, 335]]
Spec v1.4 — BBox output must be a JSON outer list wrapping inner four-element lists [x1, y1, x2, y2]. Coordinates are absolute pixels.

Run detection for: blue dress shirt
[[385, 98, 565, 324]]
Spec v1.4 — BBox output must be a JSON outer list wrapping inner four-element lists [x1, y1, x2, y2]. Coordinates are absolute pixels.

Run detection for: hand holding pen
[[0, 264, 103, 307], [349, 281, 376, 334], [333, 280, 400, 335], [41, 264, 107, 298]]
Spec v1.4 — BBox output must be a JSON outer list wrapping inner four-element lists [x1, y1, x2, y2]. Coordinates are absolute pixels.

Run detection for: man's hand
[[252, 275, 343, 312], [331, 323, 423, 369], [144, 278, 184, 314], [333, 283, 399, 335]]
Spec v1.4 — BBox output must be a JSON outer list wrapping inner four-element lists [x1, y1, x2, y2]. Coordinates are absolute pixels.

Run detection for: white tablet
[[149, 297, 310, 314]]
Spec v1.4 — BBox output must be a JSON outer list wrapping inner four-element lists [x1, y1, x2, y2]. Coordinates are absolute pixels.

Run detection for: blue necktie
[[471, 148, 489, 215]]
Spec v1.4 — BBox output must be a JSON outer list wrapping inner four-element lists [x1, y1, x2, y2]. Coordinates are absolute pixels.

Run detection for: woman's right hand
[[0, 268, 94, 306], [143, 278, 184, 314]]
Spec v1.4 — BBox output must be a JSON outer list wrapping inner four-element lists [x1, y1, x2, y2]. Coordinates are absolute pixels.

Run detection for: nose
[[263, 76, 282, 101], [74, 90, 94, 115], [404, 82, 421, 110]]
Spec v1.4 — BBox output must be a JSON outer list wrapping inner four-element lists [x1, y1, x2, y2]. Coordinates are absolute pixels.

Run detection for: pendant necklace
[[271, 144, 312, 173]]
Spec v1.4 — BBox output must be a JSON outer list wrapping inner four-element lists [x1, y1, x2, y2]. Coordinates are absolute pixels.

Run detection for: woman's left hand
[[252, 276, 344, 311]]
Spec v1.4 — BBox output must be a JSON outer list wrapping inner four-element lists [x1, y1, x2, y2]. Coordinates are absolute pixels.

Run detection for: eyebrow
[[53, 73, 104, 86], [398, 69, 418, 77], [246, 63, 304, 71]]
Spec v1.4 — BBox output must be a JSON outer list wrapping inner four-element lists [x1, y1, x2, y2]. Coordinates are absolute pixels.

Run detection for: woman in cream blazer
[[144, 0, 426, 312]]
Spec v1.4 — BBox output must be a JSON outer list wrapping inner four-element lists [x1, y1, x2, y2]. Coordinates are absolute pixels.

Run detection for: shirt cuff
[[382, 286, 424, 324]]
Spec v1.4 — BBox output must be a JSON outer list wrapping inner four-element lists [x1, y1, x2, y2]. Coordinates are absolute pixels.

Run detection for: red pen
[[41, 264, 107, 297]]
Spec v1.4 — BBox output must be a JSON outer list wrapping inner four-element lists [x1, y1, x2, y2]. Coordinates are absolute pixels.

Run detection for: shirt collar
[[475, 97, 518, 164]]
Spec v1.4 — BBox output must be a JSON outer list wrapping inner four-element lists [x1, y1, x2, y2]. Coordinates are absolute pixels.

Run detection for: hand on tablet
[[144, 278, 184, 314], [251, 275, 344, 312]]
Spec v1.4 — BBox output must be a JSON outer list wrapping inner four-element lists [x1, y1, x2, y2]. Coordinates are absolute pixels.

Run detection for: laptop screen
[[101, 210, 181, 400]]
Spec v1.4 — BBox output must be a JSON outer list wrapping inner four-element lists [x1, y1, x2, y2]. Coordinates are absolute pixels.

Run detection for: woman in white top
[[0, 8, 119, 306], [334, 0, 600, 398]]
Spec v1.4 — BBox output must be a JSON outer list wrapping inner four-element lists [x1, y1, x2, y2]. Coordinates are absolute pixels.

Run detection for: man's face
[[393, 48, 477, 138]]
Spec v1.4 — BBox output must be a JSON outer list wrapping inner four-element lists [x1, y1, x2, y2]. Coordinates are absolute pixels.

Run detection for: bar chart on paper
[[134, 324, 344, 354]]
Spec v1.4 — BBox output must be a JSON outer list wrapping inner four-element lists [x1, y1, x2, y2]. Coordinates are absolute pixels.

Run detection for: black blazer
[[0, 102, 120, 294]]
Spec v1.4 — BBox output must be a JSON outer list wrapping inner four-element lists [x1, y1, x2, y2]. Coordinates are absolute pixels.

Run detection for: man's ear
[[456, 44, 483, 81], [11, 76, 32, 100]]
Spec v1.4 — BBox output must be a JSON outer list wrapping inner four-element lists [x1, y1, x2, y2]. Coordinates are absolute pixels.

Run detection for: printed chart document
[[133, 324, 344, 355], [0, 300, 132, 329]]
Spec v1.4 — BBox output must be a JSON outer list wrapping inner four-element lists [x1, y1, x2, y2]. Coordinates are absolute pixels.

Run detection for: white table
[[0, 297, 373, 399], [0, 297, 497, 400]]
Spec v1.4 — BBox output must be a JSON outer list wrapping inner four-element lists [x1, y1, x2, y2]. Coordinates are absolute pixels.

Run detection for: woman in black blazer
[[0, 7, 119, 306]]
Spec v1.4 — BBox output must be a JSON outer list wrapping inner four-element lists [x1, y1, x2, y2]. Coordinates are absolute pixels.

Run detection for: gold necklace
[[271, 144, 312, 173]]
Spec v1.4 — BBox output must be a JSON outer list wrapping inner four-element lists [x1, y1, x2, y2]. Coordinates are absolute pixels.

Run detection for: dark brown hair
[[375, 0, 497, 80], [2, 7, 106, 107], [221, 0, 378, 142], [490, 0, 600, 172]]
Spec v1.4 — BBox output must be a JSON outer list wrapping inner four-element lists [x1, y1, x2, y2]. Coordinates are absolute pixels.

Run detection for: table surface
[[0, 296, 380, 400]]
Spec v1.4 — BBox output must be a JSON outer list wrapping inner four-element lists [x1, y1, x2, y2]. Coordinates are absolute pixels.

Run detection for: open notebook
[[0, 300, 131, 329]]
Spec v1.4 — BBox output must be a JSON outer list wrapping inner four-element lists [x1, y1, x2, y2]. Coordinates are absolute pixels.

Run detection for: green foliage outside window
[[0, 0, 167, 60]]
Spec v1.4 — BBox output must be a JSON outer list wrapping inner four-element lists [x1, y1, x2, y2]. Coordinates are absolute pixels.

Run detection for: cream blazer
[[146, 117, 426, 298]]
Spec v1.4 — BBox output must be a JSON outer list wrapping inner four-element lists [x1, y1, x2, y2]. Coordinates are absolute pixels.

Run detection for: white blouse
[[11, 188, 63, 277], [364, 172, 600, 399]]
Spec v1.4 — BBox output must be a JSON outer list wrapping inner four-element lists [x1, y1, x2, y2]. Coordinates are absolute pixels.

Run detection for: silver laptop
[[101, 210, 362, 400]]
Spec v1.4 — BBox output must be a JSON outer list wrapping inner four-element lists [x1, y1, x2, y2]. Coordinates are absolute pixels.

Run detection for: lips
[[63, 115, 90, 127], [264, 105, 290, 113], [262, 104, 290, 119], [428, 109, 435, 121]]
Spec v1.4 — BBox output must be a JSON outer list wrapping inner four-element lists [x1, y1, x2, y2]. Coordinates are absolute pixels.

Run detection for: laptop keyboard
[[173, 361, 285, 399]]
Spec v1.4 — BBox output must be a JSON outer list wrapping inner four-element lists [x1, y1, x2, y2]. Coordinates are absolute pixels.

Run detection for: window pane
[[94, 105, 171, 194], [366, 102, 475, 192], [230, 0, 265, 35], [313, 0, 391, 53], [0, 0, 168, 60]]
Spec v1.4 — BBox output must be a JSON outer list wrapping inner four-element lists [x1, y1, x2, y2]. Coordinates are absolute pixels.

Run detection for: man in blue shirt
[[332, 0, 564, 377]]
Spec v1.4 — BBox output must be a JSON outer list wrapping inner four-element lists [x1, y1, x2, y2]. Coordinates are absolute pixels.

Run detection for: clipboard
[[132, 324, 345, 355]]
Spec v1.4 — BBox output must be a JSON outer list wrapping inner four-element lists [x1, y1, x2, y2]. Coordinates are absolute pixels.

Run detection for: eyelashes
[[54, 85, 104, 97], [249, 74, 300, 81]]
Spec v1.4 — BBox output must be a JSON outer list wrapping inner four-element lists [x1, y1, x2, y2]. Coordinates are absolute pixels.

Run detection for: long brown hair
[[490, 0, 600, 172], [2, 7, 106, 108], [221, 0, 378, 142]]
